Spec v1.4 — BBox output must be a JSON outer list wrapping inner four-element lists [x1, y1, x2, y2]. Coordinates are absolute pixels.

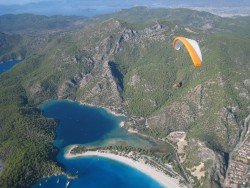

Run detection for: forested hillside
[[0, 8, 249, 187]]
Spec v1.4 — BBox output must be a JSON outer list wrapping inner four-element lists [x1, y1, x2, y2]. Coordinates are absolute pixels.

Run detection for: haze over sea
[[33, 100, 163, 188], [1, 0, 250, 17]]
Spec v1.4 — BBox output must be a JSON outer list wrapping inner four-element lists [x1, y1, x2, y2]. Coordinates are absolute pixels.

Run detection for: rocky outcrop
[[75, 20, 170, 113], [210, 152, 227, 188], [243, 79, 250, 87], [76, 22, 125, 113], [81, 58, 123, 112], [219, 107, 240, 147], [57, 74, 84, 99], [128, 74, 141, 86]]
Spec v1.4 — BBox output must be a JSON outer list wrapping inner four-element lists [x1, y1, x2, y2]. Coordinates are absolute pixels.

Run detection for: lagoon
[[40, 100, 119, 148], [34, 100, 163, 188]]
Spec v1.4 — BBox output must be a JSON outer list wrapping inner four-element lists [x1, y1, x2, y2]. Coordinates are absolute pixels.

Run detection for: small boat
[[57, 178, 60, 183], [66, 181, 70, 187]]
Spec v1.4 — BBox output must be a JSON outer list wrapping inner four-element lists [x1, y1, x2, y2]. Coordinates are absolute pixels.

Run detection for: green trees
[[0, 62, 62, 187], [0, 8, 249, 187]]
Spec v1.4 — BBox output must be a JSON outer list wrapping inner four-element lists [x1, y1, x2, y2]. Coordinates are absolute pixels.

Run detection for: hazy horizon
[[0, 0, 250, 17], [1, 0, 250, 6]]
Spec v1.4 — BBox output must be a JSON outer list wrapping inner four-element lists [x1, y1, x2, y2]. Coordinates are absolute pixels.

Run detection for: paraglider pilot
[[172, 36, 202, 89]]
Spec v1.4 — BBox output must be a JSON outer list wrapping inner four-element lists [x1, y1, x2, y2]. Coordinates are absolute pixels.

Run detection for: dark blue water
[[40, 100, 119, 148], [0, 60, 19, 74], [40, 100, 152, 148], [34, 155, 163, 188], [34, 100, 162, 188]]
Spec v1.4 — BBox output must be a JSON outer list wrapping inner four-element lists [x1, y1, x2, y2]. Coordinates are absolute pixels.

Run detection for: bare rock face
[[121, 29, 136, 42], [184, 140, 218, 185], [29, 83, 43, 96], [210, 152, 227, 187], [24, 19, 126, 113], [128, 74, 141, 86], [57, 74, 85, 99], [82, 59, 123, 112], [219, 107, 240, 147], [76, 20, 172, 114], [76, 21, 125, 113], [243, 79, 250, 87]]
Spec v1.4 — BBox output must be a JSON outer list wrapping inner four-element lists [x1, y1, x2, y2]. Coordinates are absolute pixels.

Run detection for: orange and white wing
[[173, 36, 202, 67]]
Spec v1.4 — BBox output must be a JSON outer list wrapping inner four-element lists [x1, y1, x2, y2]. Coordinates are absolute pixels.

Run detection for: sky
[[0, 0, 45, 5], [0, 0, 249, 17], [1, 0, 250, 6]]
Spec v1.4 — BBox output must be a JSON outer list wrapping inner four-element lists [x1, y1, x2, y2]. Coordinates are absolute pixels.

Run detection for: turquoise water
[[39, 100, 152, 148], [0, 60, 19, 74], [34, 155, 163, 188], [40, 100, 119, 148], [34, 100, 163, 188]]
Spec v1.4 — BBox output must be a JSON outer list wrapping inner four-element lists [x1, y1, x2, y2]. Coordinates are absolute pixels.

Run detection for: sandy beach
[[65, 147, 184, 188]]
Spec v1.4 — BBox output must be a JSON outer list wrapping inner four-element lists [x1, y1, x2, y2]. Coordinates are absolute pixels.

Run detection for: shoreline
[[65, 146, 184, 188], [79, 101, 126, 127], [79, 101, 126, 117], [43, 99, 127, 128]]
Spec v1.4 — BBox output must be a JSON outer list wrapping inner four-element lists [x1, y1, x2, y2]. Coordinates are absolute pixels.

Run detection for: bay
[[34, 100, 163, 188]]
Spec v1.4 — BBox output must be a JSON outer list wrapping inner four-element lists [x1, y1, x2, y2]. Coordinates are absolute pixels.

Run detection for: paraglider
[[172, 36, 202, 88], [173, 36, 202, 67], [175, 81, 182, 88]]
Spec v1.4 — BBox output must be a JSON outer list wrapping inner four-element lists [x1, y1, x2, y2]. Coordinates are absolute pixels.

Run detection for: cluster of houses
[[225, 141, 250, 188]]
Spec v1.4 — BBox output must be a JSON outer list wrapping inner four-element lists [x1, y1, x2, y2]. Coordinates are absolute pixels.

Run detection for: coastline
[[79, 101, 126, 117], [44, 99, 126, 128], [79, 101, 126, 127], [65, 146, 184, 188]]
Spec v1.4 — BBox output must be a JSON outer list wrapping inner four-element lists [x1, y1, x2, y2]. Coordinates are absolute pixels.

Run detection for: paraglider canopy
[[173, 36, 202, 67]]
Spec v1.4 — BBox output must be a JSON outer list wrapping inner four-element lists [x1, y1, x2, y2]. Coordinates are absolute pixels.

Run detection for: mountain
[[0, 0, 250, 16], [0, 32, 22, 60], [0, 14, 91, 62], [0, 14, 89, 34], [0, 8, 249, 187]]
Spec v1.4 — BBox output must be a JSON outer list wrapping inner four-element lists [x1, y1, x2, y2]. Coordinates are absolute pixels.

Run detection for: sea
[[33, 100, 163, 188], [0, 60, 19, 74]]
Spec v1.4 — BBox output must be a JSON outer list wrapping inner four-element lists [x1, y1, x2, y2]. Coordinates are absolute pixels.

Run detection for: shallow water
[[34, 155, 163, 188], [34, 100, 162, 188]]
